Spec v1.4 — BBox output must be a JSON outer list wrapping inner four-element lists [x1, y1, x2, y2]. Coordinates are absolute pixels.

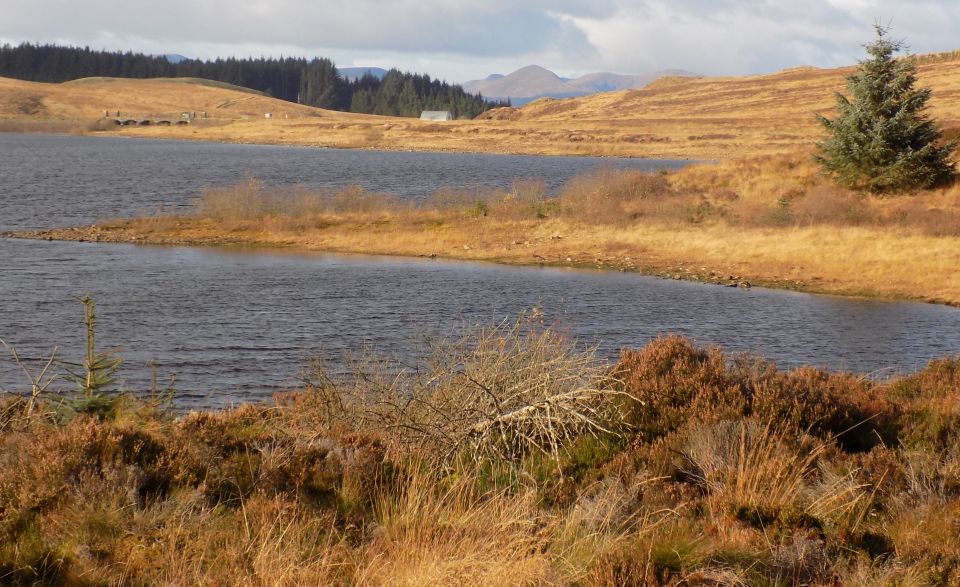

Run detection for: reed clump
[[189, 152, 960, 237], [3, 318, 960, 585]]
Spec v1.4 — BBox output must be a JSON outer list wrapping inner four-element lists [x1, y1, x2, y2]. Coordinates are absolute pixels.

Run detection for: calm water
[[1, 133, 958, 408], [1, 133, 688, 231]]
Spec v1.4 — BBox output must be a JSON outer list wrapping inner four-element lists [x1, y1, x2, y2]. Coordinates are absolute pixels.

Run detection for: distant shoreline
[[0, 122, 696, 160]]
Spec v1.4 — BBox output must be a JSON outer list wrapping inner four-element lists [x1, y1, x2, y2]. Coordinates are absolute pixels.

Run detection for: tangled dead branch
[[1, 339, 60, 423], [304, 312, 638, 465]]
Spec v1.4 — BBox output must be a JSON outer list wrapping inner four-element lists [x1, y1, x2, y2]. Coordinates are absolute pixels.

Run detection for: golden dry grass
[[4, 50, 960, 158], [0, 76, 324, 121]]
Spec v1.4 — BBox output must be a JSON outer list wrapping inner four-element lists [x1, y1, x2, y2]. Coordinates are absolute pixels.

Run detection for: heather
[[3, 316, 960, 585]]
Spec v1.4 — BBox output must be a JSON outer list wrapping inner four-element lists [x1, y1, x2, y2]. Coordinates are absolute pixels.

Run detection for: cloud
[[1, 0, 959, 81], [0, 0, 609, 57], [559, 0, 960, 76]]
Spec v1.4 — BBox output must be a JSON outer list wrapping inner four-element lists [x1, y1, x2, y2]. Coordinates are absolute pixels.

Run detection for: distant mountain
[[164, 54, 188, 64], [462, 65, 584, 104], [340, 67, 387, 81], [462, 65, 697, 105]]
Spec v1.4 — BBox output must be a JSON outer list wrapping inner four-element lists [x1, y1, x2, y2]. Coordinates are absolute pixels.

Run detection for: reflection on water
[[2, 239, 959, 409]]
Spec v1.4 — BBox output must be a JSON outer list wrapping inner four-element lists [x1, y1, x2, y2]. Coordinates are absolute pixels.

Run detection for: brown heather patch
[[3, 329, 960, 584]]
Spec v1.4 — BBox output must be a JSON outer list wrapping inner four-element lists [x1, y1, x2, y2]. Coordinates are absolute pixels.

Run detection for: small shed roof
[[420, 110, 453, 121]]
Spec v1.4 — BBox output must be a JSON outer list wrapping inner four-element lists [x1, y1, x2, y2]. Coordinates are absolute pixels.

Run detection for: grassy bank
[[4, 54, 960, 159], [3, 315, 960, 585], [13, 153, 960, 305]]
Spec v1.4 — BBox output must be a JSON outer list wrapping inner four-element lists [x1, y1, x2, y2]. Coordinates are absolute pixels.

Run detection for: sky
[[1, 0, 959, 83]]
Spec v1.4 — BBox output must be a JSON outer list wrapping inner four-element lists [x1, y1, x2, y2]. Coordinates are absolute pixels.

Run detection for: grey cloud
[[0, 0, 606, 57]]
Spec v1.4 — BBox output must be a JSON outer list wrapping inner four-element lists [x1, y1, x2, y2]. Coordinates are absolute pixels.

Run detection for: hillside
[[0, 44, 501, 118], [4, 53, 960, 159], [339, 67, 388, 81], [567, 69, 694, 93], [0, 76, 328, 121], [473, 59, 960, 156]]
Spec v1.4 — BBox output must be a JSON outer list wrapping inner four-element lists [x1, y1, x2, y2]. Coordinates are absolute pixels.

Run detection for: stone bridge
[[112, 118, 190, 126]]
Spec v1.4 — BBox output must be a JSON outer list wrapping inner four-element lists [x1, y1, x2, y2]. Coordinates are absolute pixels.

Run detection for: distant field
[[3, 53, 960, 158]]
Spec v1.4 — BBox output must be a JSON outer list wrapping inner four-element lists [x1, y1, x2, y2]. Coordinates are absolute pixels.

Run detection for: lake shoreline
[[0, 125, 666, 160], [1, 120, 717, 160]]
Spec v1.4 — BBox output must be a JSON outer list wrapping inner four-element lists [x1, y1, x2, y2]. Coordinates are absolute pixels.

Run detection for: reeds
[[191, 153, 960, 237]]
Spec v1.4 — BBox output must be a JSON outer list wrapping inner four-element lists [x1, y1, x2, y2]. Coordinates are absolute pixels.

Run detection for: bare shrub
[[790, 186, 868, 226], [305, 313, 634, 465], [0, 340, 60, 423], [558, 169, 680, 225], [488, 179, 555, 221], [326, 184, 405, 216], [194, 176, 279, 221], [194, 177, 405, 225], [725, 196, 778, 226], [0, 120, 79, 134], [422, 186, 497, 214], [881, 197, 960, 236], [6, 330, 960, 583]]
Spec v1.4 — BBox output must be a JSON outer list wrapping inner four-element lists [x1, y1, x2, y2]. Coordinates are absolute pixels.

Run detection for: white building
[[420, 111, 453, 121]]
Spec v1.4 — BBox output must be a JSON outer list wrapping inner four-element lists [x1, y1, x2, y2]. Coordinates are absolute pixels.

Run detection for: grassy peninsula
[[13, 153, 960, 306]]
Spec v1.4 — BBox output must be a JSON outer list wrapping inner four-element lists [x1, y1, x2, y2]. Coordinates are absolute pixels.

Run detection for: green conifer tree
[[815, 25, 955, 193]]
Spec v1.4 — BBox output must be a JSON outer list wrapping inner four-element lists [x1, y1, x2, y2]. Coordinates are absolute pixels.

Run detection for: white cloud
[[558, 0, 960, 76]]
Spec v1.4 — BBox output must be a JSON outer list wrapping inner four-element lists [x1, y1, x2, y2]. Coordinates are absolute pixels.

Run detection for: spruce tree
[[815, 26, 955, 193]]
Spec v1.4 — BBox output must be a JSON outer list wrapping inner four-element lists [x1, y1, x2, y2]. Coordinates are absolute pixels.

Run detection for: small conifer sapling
[[815, 25, 955, 193]]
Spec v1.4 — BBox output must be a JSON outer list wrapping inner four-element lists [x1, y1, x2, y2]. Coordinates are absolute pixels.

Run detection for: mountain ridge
[[462, 65, 697, 105]]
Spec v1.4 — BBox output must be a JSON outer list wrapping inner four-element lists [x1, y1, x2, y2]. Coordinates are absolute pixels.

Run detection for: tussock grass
[[3, 321, 960, 584], [189, 152, 960, 240]]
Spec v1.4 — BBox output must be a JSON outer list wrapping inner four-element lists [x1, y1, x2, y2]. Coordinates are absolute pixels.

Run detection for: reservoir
[[2, 133, 958, 408]]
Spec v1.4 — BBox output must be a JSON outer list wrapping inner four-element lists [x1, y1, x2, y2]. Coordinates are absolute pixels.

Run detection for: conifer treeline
[[0, 43, 508, 118]]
